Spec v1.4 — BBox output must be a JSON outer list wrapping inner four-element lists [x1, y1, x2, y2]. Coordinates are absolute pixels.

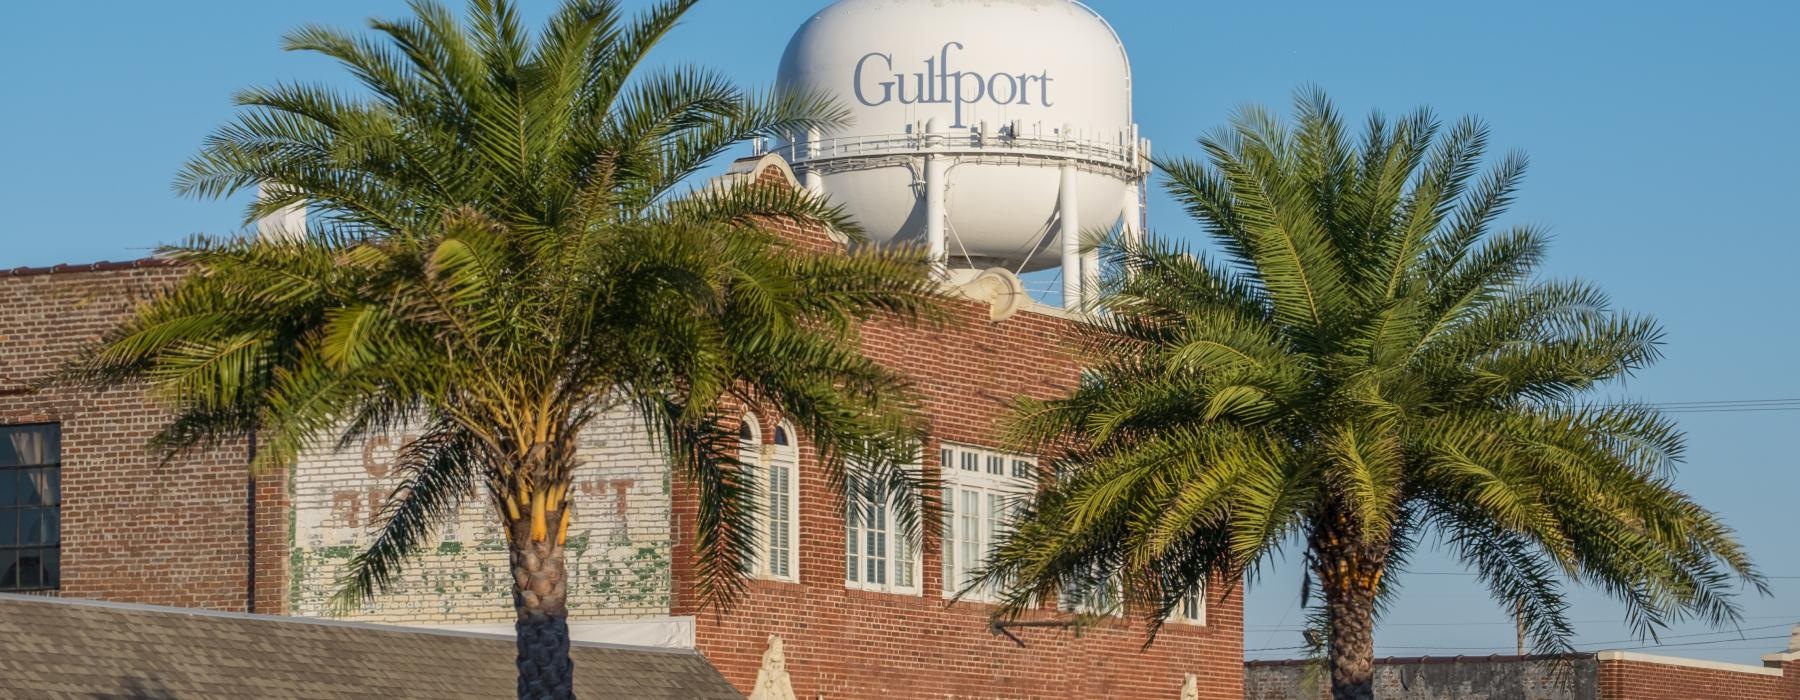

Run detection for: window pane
[[773, 425, 789, 446], [20, 510, 42, 546], [22, 469, 55, 506], [43, 548, 59, 589], [897, 530, 915, 588], [17, 550, 42, 588], [987, 454, 1004, 475], [959, 490, 980, 587], [846, 481, 861, 583], [987, 494, 1004, 551], [0, 471, 16, 506], [0, 511, 15, 546], [768, 465, 787, 578], [18, 470, 36, 506], [960, 451, 977, 472], [41, 468, 59, 505], [45, 510, 59, 546], [940, 485, 955, 590], [0, 424, 60, 468], [0, 549, 15, 589], [867, 496, 887, 585]]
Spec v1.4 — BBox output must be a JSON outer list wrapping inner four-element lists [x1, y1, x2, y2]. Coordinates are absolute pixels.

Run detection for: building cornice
[[1596, 650, 1785, 677]]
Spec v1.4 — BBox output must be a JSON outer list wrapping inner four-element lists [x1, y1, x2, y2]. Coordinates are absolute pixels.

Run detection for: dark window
[[0, 424, 60, 591]]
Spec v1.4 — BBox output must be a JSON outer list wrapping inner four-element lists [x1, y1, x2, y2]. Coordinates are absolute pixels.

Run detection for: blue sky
[[4, 0, 1797, 664]]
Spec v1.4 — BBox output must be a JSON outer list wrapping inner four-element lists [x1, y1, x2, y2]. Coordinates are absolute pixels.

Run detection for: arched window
[[737, 416, 760, 451], [736, 415, 764, 577], [738, 415, 799, 582]]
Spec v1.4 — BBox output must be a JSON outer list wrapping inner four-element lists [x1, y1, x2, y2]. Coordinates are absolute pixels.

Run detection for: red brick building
[[0, 156, 1242, 699]]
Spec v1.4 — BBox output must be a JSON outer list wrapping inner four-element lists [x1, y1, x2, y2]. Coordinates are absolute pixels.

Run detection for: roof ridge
[[0, 592, 699, 655], [5, 257, 176, 278]]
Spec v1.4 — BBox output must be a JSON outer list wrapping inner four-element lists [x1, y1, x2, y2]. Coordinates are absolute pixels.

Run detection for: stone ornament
[[953, 267, 1030, 322], [749, 634, 797, 700]]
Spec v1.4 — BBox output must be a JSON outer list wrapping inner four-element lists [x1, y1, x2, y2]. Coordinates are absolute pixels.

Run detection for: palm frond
[[332, 423, 481, 612]]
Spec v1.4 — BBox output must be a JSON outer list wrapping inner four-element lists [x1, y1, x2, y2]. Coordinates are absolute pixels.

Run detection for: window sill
[[844, 582, 922, 598]]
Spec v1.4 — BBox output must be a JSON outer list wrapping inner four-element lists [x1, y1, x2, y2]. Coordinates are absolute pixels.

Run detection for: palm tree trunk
[[512, 513, 573, 698], [1321, 574, 1379, 700], [1312, 509, 1388, 700]]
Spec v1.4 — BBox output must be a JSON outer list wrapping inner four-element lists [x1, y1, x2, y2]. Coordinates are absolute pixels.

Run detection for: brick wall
[[673, 159, 1246, 700], [0, 262, 281, 611], [0, 263, 673, 625], [1, 156, 1251, 699], [1245, 656, 1599, 700], [1595, 653, 1799, 700]]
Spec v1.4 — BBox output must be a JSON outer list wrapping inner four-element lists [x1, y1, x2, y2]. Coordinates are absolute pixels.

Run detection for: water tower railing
[[766, 132, 1142, 172]]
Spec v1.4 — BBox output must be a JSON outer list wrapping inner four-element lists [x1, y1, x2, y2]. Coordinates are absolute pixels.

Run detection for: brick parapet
[[1595, 651, 1797, 700], [0, 265, 262, 611]]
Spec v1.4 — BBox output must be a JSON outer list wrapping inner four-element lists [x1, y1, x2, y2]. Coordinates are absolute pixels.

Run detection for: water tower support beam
[[801, 129, 824, 195], [1059, 163, 1082, 309], [1081, 239, 1100, 307], [1121, 180, 1144, 276], [925, 121, 949, 280]]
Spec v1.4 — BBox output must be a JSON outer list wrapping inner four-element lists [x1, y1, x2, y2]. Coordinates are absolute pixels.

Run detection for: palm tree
[[63, 1, 941, 696], [977, 89, 1763, 700]]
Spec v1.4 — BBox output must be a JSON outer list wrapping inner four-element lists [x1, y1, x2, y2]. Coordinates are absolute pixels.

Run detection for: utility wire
[[1247, 633, 1792, 655], [1578, 397, 1800, 414], [1397, 571, 1800, 580], [1246, 613, 1800, 631]]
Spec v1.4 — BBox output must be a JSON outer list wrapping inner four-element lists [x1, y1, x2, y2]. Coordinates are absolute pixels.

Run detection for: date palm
[[979, 89, 1762, 700], [63, 1, 940, 697]]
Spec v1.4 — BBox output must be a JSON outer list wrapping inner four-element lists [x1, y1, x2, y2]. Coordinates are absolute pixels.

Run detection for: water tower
[[765, 0, 1149, 308]]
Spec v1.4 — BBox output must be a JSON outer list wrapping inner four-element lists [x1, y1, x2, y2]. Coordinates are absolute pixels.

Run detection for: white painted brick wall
[[288, 405, 671, 623]]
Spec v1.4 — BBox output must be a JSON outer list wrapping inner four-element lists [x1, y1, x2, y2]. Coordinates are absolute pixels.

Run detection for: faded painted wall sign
[[288, 407, 674, 624]]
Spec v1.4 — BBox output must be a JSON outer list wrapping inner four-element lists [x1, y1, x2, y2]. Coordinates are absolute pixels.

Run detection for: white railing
[[758, 130, 1143, 171]]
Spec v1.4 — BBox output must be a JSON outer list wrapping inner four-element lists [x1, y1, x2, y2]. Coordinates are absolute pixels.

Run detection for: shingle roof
[[0, 593, 743, 699]]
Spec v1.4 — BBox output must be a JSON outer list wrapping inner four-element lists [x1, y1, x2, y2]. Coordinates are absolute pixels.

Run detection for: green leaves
[[985, 88, 1760, 657], [333, 423, 481, 613], [69, 0, 943, 615]]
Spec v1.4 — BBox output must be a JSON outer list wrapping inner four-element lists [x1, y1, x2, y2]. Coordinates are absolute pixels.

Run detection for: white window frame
[[844, 453, 923, 595], [1170, 581, 1207, 626], [1059, 575, 1124, 617], [938, 442, 1036, 602], [741, 416, 800, 583], [1060, 578, 1207, 625]]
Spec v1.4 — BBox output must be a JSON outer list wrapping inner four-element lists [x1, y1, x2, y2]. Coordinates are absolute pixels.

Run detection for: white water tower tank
[[767, 0, 1149, 307]]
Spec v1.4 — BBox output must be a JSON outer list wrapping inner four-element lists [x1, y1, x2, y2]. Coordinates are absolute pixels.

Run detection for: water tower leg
[[1081, 241, 1100, 307], [1060, 164, 1082, 309], [926, 153, 949, 280], [802, 128, 824, 195], [1121, 180, 1144, 276]]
